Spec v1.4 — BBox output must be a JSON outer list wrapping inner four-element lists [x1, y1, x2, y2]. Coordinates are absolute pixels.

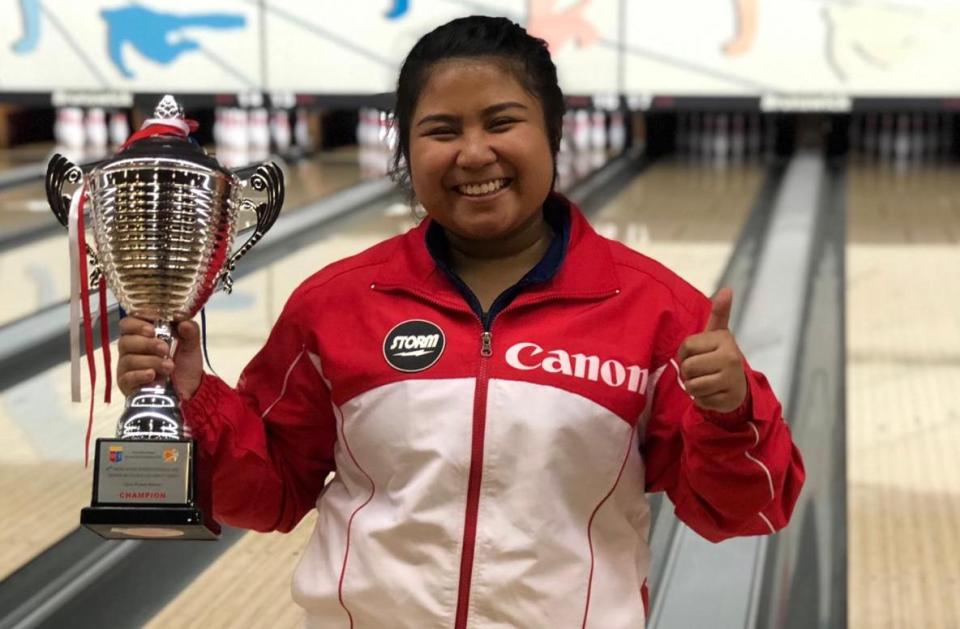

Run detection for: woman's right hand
[[117, 318, 204, 399]]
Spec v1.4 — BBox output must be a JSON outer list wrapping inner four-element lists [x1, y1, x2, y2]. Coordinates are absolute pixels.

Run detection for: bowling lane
[[846, 163, 960, 629], [0, 148, 364, 327], [142, 159, 766, 629], [589, 159, 765, 293], [0, 142, 55, 170]]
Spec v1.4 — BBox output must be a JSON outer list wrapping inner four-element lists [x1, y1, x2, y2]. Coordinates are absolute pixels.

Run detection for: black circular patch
[[383, 320, 446, 372]]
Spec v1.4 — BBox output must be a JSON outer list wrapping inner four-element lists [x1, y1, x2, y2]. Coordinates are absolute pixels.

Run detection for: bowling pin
[[109, 110, 130, 148], [356, 108, 369, 148], [270, 109, 292, 153], [910, 112, 924, 163], [85, 108, 108, 154], [213, 108, 225, 147], [892, 113, 910, 166], [573, 109, 590, 152], [924, 112, 938, 161], [54, 107, 66, 146], [562, 111, 575, 152], [686, 113, 703, 159], [609, 110, 626, 154], [249, 107, 271, 160], [60, 107, 86, 153], [700, 113, 713, 161], [295, 108, 312, 151], [730, 113, 745, 162], [713, 114, 730, 166], [590, 110, 607, 151]]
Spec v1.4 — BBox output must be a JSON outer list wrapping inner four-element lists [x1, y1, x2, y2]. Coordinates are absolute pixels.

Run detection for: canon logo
[[505, 342, 648, 394]]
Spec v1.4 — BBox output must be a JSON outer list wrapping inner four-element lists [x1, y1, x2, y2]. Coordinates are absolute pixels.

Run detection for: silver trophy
[[45, 95, 283, 540]]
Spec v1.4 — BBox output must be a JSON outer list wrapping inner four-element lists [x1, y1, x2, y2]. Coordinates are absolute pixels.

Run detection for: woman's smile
[[453, 177, 514, 199]]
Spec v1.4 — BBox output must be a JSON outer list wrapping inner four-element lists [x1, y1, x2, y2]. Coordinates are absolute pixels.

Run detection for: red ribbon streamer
[[99, 277, 112, 405], [121, 121, 196, 150], [77, 193, 97, 468]]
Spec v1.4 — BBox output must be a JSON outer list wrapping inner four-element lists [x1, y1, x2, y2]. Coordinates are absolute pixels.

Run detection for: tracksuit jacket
[[182, 193, 805, 629]]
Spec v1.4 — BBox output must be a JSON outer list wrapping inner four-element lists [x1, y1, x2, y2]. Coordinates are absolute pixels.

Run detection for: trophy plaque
[[45, 95, 284, 540]]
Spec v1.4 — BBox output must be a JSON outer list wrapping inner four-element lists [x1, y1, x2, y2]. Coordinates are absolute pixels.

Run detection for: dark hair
[[391, 16, 565, 193]]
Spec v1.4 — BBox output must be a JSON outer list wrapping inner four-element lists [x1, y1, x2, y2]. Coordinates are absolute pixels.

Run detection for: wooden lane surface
[[0, 152, 367, 583], [0, 463, 88, 583], [0, 149, 364, 328], [144, 160, 763, 628], [0, 143, 53, 170], [589, 160, 763, 293], [0, 143, 74, 237], [846, 162, 960, 629]]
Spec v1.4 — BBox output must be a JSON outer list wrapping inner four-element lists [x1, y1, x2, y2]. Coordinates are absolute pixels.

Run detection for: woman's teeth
[[457, 178, 509, 197]]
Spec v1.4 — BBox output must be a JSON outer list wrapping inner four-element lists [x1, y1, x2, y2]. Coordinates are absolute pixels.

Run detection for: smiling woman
[[115, 14, 804, 629]]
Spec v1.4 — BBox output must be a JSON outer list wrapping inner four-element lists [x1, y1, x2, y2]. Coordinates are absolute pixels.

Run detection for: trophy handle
[[45, 153, 83, 228], [45, 154, 102, 286], [219, 162, 284, 293]]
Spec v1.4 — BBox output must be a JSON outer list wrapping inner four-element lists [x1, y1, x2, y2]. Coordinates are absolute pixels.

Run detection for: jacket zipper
[[377, 283, 495, 627], [453, 293, 619, 629], [454, 326, 493, 629], [375, 285, 618, 627]]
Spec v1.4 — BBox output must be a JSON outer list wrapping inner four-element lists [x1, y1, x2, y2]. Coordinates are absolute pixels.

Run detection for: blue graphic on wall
[[12, 0, 41, 54], [385, 0, 409, 20], [101, 5, 246, 79]]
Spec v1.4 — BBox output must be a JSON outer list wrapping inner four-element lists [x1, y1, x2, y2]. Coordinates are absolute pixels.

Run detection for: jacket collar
[[373, 193, 621, 305]]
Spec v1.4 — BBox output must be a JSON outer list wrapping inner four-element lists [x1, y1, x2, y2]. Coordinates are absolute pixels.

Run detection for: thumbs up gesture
[[677, 287, 748, 413]]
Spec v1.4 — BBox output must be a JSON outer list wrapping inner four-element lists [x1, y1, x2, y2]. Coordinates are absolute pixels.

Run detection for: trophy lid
[[100, 95, 233, 178]]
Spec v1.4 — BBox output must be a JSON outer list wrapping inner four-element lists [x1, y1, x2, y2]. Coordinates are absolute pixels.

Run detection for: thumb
[[705, 287, 733, 332], [172, 320, 203, 400], [176, 320, 202, 354]]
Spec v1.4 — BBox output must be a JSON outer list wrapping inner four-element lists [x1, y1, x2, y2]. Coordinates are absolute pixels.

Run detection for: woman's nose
[[455, 132, 497, 169]]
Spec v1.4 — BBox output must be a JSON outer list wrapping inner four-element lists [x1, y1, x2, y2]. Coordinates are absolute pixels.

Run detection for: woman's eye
[[489, 118, 518, 130], [425, 127, 456, 137]]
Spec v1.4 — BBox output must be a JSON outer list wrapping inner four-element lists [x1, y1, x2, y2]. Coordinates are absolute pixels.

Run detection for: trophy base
[[81, 505, 220, 540], [85, 437, 220, 541]]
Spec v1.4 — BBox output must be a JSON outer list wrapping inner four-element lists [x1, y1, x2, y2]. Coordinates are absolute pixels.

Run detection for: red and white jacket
[[183, 196, 805, 629]]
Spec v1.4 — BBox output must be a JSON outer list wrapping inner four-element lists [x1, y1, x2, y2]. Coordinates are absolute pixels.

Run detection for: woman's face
[[408, 59, 554, 242]]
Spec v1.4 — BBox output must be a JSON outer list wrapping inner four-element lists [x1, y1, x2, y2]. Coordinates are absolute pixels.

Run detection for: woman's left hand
[[676, 287, 748, 413]]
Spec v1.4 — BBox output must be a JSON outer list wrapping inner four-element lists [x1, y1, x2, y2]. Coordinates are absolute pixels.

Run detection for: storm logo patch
[[383, 320, 446, 372]]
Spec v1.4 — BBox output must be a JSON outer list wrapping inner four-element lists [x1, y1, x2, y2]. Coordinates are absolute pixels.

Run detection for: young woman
[[117, 16, 804, 629]]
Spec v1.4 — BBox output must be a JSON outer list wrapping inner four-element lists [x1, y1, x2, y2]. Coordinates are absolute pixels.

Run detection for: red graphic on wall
[[527, 0, 599, 53]]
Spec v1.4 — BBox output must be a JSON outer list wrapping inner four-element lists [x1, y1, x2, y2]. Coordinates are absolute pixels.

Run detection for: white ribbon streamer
[[67, 188, 83, 402]]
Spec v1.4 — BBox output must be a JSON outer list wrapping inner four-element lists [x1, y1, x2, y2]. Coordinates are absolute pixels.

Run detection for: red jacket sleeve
[[181, 293, 336, 533], [642, 295, 805, 543]]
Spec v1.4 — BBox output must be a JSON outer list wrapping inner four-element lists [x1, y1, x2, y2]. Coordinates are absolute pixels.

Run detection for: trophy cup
[[45, 95, 284, 540]]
